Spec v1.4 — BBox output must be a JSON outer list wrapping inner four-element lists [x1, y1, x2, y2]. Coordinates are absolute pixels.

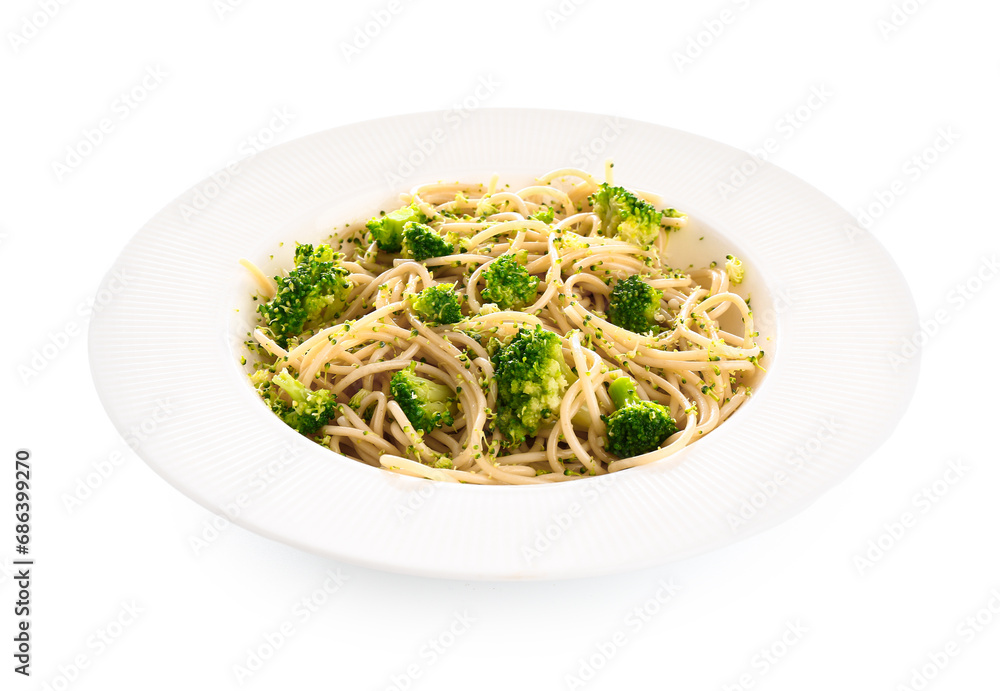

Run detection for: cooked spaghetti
[[241, 164, 763, 485]]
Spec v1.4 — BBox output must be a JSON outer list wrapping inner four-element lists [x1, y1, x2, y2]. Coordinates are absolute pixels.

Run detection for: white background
[[3, 0, 999, 689]]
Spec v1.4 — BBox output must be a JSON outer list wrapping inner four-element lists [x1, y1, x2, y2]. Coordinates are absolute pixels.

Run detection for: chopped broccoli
[[476, 198, 498, 217], [554, 231, 590, 250], [401, 221, 454, 261], [607, 274, 662, 334], [589, 183, 664, 247], [411, 283, 463, 325], [529, 206, 555, 223], [605, 376, 677, 458], [725, 254, 744, 284], [480, 254, 539, 311], [390, 363, 456, 433], [257, 243, 353, 347], [491, 324, 570, 445], [348, 388, 375, 421], [365, 203, 428, 253], [253, 369, 338, 436]]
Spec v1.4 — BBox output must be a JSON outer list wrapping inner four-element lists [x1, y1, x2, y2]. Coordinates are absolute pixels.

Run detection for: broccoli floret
[[348, 388, 375, 421], [725, 254, 744, 284], [476, 198, 498, 217], [529, 206, 555, 223], [589, 183, 664, 247], [257, 243, 353, 347], [605, 376, 677, 458], [607, 275, 662, 334], [554, 231, 590, 250], [480, 254, 539, 311], [366, 203, 428, 253], [390, 364, 456, 433], [491, 324, 570, 445], [401, 221, 453, 261], [411, 283, 463, 325], [253, 369, 338, 436]]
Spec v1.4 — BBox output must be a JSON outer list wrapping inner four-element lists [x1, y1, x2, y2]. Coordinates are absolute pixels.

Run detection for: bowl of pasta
[[89, 109, 919, 579]]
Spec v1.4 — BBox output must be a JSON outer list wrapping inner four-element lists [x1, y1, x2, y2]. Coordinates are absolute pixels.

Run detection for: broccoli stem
[[609, 376, 639, 409], [272, 370, 308, 403], [571, 406, 592, 428]]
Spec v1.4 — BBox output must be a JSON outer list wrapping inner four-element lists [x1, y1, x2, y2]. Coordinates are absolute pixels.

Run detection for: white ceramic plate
[[89, 109, 919, 580]]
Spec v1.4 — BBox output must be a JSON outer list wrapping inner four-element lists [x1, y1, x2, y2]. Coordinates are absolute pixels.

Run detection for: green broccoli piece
[[480, 254, 539, 311], [366, 203, 428, 253], [476, 198, 498, 217], [491, 324, 570, 445], [390, 363, 457, 433], [725, 254, 744, 284], [257, 243, 353, 347], [411, 283, 463, 325], [589, 183, 664, 247], [253, 369, 338, 436], [401, 221, 453, 261], [529, 206, 555, 223], [348, 388, 375, 421], [605, 376, 677, 458], [607, 275, 662, 334]]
